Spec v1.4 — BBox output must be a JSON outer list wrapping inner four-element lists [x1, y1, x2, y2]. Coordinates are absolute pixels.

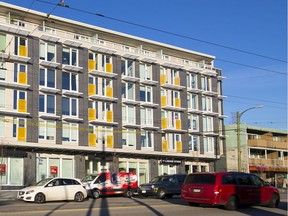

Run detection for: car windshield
[[82, 175, 97, 182], [34, 178, 53, 186]]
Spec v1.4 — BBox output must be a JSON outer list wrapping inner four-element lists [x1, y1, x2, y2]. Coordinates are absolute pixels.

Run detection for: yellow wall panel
[[88, 84, 96, 96], [18, 72, 27, 84], [162, 118, 167, 129], [176, 119, 181, 130], [88, 59, 96, 71], [174, 77, 180, 86], [106, 86, 113, 97], [88, 108, 96, 121], [107, 135, 114, 148], [19, 45, 27, 57], [160, 74, 166, 85], [176, 141, 182, 152], [18, 99, 27, 112], [106, 111, 113, 122], [106, 63, 113, 73], [162, 140, 168, 152], [89, 134, 96, 147], [175, 98, 181, 107], [161, 96, 167, 107], [18, 127, 26, 141]]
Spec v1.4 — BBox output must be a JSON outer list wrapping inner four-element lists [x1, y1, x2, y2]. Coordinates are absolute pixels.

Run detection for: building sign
[[160, 159, 182, 165], [0, 164, 6, 173], [50, 166, 58, 175]]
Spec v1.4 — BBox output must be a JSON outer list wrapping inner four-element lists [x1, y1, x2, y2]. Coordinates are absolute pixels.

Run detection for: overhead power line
[[225, 95, 287, 105], [35, 0, 288, 64]]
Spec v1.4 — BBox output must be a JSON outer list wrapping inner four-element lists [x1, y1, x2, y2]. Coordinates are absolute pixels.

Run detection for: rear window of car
[[185, 174, 216, 185], [176, 175, 187, 184]]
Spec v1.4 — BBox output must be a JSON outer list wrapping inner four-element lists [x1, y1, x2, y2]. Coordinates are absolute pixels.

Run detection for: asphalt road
[[0, 192, 287, 216]]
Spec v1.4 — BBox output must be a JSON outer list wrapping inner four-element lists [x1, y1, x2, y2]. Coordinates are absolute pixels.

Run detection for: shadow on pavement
[[132, 197, 164, 216]]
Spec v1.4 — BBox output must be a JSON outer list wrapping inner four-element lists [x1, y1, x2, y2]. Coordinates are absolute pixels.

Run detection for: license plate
[[142, 190, 146, 193], [193, 189, 201, 192]]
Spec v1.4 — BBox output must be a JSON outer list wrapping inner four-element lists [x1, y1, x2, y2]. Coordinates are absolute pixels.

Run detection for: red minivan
[[181, 172, 280, 211]]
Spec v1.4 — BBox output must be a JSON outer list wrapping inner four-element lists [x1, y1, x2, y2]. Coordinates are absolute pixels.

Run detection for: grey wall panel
[[153, 64, 161, 152]]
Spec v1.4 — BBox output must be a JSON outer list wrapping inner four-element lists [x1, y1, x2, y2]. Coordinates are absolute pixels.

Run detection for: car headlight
[[151, 185, 155, 189], [26, 190, 35, 194]]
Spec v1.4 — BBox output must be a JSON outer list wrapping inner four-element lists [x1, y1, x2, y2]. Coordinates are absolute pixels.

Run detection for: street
[[0, 192, 287, 216]]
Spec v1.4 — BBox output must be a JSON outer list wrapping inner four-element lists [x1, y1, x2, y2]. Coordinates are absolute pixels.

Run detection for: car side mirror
[[264, 181, 270, 186], [47, 183, 53, 187]]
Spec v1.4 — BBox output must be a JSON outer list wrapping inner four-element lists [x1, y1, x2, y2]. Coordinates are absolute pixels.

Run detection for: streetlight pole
[[237, 105, 263, 172]]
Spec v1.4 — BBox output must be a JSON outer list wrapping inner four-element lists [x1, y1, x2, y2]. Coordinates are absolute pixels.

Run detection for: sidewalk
[[0, 190, 18, 200]]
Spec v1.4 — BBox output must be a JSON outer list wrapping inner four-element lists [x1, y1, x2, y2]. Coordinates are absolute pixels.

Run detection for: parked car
[[138, 174, 187, 199], [18, 177, 87, 203], [181, 172, 280, 211], [82, 172, 138, 199]]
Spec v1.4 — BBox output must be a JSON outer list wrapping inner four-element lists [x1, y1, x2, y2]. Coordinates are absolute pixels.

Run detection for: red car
[[181, 172, 280, 211]]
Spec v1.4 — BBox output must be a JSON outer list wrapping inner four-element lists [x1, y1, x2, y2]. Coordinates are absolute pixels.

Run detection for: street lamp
[[237, 105, 263, 172]]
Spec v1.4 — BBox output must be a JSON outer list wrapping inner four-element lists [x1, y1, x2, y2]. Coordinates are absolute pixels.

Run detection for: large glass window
[[39, 120, 56, 140], [201, 76, 211, 92], [188, 135, 199, 151], [0, 63, 6, 81], [187, 93, 198, 110], [122, 82, 135, 100], [203, 137, 214, 152], [0, 115, 5, 137], [141, 130, 153, 148], [62, 47, 78, 66], [122, 129, 136, 147], [122, 105, 136, 124], [121, 59, 135, 77], [14, 63, 27, 83], [62, 123, 78, 142], [40, 42, 56, 62], [39, 68, 56, 88], [188, 114, 198, 131], [39, 94, 55, 114], [140, 86, 152, 103], [139, 63, 152, 80], [202, 96, 212, 112], [0, 88, 5, 108], [140, 107, 153, 125], [62, 72, 77, 91], [0, 33, 6, 52], [203, 116, 213, 132], [62, 97, 78, 116]]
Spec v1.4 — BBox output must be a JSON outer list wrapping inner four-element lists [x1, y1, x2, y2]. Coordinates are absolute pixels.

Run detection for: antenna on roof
[[58, 0, 69, 7]]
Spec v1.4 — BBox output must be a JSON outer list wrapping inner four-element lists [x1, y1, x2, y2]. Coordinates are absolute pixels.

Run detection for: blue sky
[[3, 0, 287, 130]]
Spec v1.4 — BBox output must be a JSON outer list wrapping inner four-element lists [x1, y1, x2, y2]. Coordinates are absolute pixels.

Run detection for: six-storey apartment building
[[0, 2, 226, 189]]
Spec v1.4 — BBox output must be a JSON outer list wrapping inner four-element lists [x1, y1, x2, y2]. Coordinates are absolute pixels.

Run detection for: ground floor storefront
[[0, 147, 216, 189]]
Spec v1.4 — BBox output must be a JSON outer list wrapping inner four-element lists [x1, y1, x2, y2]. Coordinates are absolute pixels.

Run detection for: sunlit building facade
[[0, 2, 225, 189]]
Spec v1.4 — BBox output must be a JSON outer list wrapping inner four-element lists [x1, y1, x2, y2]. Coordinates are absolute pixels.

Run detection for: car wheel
[[224, 195, 238, 211], [34, 193, 46, 204], [268, 194, 279, 208], [74, 192, 85, 202], [124, 189, 133, 198], [92, 189, 101, 199], [157, 189, 166, 199], [166, 194, 173, 199]]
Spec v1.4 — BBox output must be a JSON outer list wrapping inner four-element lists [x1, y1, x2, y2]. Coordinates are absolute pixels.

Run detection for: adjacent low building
[[225, 124, 287, 188], [0, 2, 226, 189]]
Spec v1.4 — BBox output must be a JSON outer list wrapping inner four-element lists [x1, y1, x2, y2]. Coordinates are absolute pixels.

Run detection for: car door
[[235, 174, 255, 205], [45, 179, 65, 201]]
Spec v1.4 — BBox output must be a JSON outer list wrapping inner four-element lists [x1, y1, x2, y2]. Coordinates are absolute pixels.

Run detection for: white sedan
[[17, 177, 87, 203]]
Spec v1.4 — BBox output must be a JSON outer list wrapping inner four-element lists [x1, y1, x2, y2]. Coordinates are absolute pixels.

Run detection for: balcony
[[248, 139, 287, 150], [249, 158, 288, 172]]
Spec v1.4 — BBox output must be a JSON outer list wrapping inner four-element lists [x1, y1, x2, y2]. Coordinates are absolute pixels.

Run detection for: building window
[[140, 107, 153, 125], [203, 116, 213, 132], [39, 120, 56, 140], [122, 105, 136, 124], [188, 114, 198, 131], [12, 118, 26, 138], [39, 68, 56, 88], [161, 67, 179, 85], [140, 86, 152, 103], [122, 82, 135, 100], [0, 63, 6, 81], [89, 101, 112, 121], [0, 33, 6, 52], [187, 73, 197, 89], [203, 137, 214, 152], [39, 94, 55, 114], [14, 63, 27, 83], [141, 130, 153, 148], [202, 96, 212, 112], [62, 72, 78, 91], [122, 129, 136, 147], [187, 94, 198, 110], [40, 42, 56, 62], [62, 47, 78, 66], [139, 63, 152, 80], [88, 125, 113, 147], [121, 59, 135, 77], [13, 90, 26, 110], [201, 76, 211, 92], [62, 123, 78, 142], [188, 135, 199, 151], [62, 97, 78, 116], [14, 36, 27, 56]]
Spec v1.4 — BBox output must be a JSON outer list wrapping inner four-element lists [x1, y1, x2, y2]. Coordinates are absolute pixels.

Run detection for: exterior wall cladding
[[0, 2, 226, 189]]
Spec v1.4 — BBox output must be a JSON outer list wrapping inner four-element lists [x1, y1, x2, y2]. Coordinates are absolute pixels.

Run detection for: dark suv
[[181, 172, 280, 210], [138, 174, 187, 199]]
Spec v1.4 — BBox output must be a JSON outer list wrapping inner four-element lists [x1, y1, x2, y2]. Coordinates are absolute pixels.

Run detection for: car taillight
[[214, 185, 221, 195]]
